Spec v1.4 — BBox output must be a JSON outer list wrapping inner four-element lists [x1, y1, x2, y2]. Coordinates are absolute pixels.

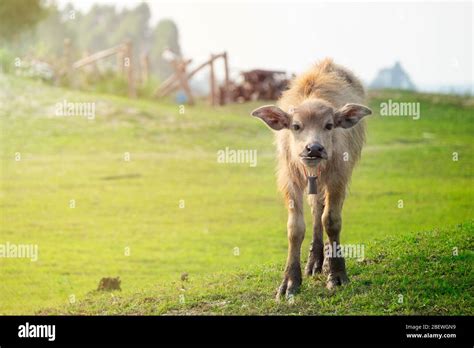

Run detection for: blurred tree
[[77, 5, 118, 53], [150, 19, 182, 80], [109, 3, 151, 61], [0, 0, 45, 42], [33, 6, 77, 58], [1, 1, 183, 85], [110, 3, 150, 44]]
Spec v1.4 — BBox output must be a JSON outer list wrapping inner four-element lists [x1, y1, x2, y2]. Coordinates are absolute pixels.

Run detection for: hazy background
[[56, 0, 473, 93], [1, 0, 473, 315]]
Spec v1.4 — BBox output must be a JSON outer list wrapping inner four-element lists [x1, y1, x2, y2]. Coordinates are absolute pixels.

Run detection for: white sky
[[57, 0, 473, 87]]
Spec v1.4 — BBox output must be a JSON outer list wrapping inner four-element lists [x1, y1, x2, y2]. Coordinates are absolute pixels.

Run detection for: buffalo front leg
[[276, 189, 305, 300], [322, 191, 349, 289], [305, 193, 325, 276]]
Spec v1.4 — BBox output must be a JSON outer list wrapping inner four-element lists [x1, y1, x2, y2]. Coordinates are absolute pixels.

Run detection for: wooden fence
[[155, 52, 230, 106], [62, 39, 136, 98], [61, 38, 231, 105]]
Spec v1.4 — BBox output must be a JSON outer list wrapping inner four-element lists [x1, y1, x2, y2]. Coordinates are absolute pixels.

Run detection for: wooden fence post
[[209, 54, 216, 106], [117, 46, 124, 76], [223, 52, 230, 105], [173, 59, 195, 105], [123, 40, 136, 98], [154, 59, 192, 97]]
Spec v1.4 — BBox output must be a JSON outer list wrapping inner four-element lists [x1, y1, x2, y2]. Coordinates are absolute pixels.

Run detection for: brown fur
[[276, 58, 366, 201], [252, 58, 370, 298]]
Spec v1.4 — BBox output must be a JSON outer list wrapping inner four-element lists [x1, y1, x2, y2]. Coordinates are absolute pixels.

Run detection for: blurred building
[[370, 61, 416, 90]]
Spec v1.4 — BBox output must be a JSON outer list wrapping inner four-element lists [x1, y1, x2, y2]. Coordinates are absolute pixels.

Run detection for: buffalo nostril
[[305, 143, 325, 157]]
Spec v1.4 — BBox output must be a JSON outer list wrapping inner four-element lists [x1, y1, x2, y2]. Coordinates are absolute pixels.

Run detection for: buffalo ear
[[251, 105, 290, 131], [334, 103, 372, 129]]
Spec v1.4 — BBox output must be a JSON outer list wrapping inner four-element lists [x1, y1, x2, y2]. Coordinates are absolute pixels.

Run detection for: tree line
[[0, 0, 182, 80]]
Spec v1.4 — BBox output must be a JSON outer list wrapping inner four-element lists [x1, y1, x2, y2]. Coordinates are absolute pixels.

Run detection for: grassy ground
[[0, 75, 473, 314], [40, 222, 473, 315]]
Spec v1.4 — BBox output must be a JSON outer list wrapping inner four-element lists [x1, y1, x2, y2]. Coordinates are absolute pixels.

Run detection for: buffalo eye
[[292, 124, 301, 131], [325, 123, 334, 130]]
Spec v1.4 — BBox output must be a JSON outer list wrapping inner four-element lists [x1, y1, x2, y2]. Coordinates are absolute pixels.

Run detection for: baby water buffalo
[[251, 59, 371, 299]]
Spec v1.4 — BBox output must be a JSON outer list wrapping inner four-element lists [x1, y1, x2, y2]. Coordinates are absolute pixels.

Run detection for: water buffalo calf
[[251, 58, 372, 299]]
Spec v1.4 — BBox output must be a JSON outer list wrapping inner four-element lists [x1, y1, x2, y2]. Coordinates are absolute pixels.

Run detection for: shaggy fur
[[276, 58, 366, 202], [252, 58, 370, 298]]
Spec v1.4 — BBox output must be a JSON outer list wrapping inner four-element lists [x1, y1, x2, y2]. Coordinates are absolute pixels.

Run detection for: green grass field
[[0, 75, 473, 315]]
